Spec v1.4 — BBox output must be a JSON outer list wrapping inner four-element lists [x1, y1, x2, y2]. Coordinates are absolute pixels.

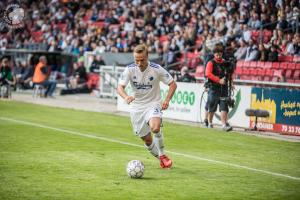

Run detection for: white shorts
[[130, 104, 162, 137]]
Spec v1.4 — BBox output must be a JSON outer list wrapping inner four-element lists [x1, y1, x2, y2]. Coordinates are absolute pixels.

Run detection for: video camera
[[222, 56, 236, 108], [223, 57, 236, 75]]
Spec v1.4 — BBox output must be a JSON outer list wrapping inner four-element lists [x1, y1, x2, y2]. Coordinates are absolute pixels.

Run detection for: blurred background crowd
[[0, 0, 299, 97]]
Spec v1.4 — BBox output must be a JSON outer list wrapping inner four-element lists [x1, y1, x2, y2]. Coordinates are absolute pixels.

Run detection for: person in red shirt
[[205, 43, 233, 132]]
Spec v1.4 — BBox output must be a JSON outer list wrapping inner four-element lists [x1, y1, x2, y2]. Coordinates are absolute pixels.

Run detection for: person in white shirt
[[117, 44, 177, 169]]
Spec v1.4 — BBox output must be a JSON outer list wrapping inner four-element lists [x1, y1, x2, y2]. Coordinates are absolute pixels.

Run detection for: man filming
[[205, 43, 233, 132]]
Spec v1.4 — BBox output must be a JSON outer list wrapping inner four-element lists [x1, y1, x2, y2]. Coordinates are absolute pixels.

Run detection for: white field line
[[1, 116, 300, 181]]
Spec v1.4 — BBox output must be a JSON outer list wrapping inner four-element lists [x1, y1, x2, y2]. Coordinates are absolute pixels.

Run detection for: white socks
[[144, 142, 159, 158], [153, 131, 164, 156]]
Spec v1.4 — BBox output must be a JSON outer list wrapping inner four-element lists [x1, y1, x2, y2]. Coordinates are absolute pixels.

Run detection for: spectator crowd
[[0, 0, 299, 89]]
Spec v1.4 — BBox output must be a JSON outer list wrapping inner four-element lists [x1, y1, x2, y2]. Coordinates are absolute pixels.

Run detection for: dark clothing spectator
[[258, 44, 269, 61], [74, 64, 87, 85], [177, 67, 196, 83], [268, 46, 279, 62], [245, 45, 259, 61], [89, 56, 106, 73], [0, 58, 15, 87]]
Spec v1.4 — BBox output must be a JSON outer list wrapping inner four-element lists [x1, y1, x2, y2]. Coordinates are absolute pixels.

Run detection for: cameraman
[[205, 43, 233, 132]]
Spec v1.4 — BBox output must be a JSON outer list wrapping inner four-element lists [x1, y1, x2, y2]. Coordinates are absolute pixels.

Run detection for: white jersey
[[119, 62, 173, 111]]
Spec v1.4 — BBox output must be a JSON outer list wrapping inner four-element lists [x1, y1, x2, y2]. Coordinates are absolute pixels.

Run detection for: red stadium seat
[[293, 70, 300, 80], [265, 68, 273, 76], [278, 55, 294, 62], [286, 79, 295, 83], [272, 62, 280, 69], [87, 73, 100, 89], [264, 62, 272, 68], [249, 61, 257, 68], [109, 24, 120, 32], [159, 35, 169, 43], [279, 62, 289, 70], [195, 66, 205, 78], [242, 68, 250, 75], [284, 69, 293, 79], [186, 52, 201, 69], [249, 68, 258, 75], [235, 67, 243, 75], [56, 23, 67, 32], [256, 61, 264, 68], [257, 68, 265, 76], [263, 76, 270, 82], [243, 61, 251, 67], [273, 69, 283, 78], [236, 60, 244, 68], [293, 56, 300, 63], [250, 75, 260, 81], [240, 75, 249, 80], [271, 76, 280, 82], [91, 21, 106, 28], [296, 63, 300, 70], [287, 63, 296, 70], [31, 31, 43, 42]]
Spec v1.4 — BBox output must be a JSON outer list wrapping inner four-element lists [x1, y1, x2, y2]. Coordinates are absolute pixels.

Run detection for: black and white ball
[[126, 160, 145, 178]]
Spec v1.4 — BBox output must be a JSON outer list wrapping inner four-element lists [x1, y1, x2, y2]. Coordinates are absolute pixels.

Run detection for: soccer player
[[117, 44, 177, 168]]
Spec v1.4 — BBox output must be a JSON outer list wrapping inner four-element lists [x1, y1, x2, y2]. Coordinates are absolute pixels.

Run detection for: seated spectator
[[258, 43, 269, 61], [17, 59, 34, 90], [245, 39, 259, 61], [286, 37, 300, 55], [68, 61, 87, 89], [89, 55, 106, 73], [0, 57, 16, 97], [177, 66, 196, 83], [234, 39, 247, 60], [268, 45, 279, 62], [61, 61, 90, 95], [32, 56, 57, 98]]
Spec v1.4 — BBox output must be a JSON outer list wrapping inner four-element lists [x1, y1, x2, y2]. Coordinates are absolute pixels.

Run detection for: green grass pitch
[[0, 100, 300, 200]]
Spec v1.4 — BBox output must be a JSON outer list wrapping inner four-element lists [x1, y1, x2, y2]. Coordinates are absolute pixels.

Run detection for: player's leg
[[149, 117, 172, 168], [130, 111, 159, 158], [148, 117, 164, 155], [141, 133, 159, 158]]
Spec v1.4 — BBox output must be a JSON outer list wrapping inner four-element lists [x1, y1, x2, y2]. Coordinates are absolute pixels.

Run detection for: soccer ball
[[126, 160, 145, 178]]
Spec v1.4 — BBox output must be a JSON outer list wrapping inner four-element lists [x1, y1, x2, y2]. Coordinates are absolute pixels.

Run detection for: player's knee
[[151, 126, 160, 133]]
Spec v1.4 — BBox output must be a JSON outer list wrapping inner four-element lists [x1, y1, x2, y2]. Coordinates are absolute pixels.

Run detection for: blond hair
[[134, 44, 148, 55]]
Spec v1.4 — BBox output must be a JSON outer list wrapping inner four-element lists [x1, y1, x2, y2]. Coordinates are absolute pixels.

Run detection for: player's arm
[[117, 67, 135, 104], [162, 81, 177, 110], [117, 84, 135, 104]]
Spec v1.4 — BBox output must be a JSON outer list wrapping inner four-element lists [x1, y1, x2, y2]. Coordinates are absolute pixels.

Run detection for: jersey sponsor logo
[[133, 82, 152, 89]]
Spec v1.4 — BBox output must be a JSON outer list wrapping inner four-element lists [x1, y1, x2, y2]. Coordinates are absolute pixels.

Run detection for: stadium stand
[[0, 0, 299, 85]]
